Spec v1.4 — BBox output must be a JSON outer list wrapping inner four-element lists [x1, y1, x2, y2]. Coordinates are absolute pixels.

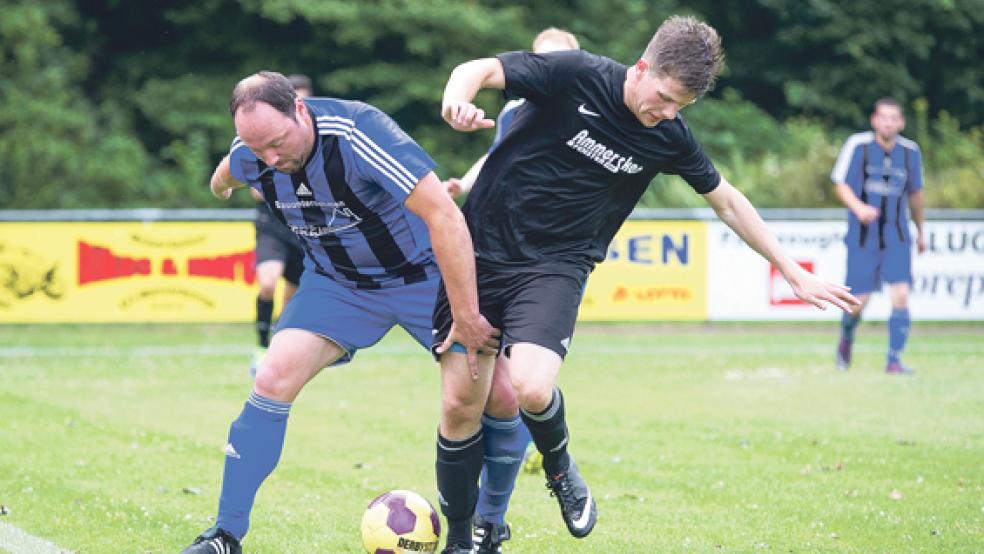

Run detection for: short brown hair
[[874, 97, 904, 117], [287, 74, 313, 95], [643, 16, 724, 97], [229, 71, 297, 117], [532, 27, 579, 51]]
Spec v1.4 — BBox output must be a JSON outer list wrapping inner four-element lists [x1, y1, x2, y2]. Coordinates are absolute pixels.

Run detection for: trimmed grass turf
[[0, 322, 982, 552]]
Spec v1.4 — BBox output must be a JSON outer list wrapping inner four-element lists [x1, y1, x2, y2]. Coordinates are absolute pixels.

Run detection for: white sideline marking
[[0, 345, 251, 358], [0, 520, 72, 554]]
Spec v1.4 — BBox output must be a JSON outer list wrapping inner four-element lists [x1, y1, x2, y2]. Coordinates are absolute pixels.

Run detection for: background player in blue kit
[[180, 71, 498, 554], [831, 98, 926, 375], [441, 26, 579, 554], [248, 74, 311, 377], [431, 16, 861, 553]]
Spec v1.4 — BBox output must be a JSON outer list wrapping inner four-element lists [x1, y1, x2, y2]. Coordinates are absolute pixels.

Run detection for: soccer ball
[[522, 442, 543, 475], [360, 489, 441, 554]]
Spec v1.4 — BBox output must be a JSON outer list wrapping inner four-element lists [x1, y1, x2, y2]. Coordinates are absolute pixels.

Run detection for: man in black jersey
[[248, 75, 312, 377], [430, 15, 860, 552]]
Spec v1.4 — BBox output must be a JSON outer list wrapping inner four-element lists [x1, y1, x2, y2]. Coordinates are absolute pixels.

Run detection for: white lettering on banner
[[565, 130, 643, 174]]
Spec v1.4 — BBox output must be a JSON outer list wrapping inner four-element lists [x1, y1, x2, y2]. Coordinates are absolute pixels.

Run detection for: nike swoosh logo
[[578, 104, 600, 117], [573, 490, 593, 529]]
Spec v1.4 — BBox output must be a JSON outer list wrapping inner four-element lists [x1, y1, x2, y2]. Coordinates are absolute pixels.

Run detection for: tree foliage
[[1, 0, 981, 209]]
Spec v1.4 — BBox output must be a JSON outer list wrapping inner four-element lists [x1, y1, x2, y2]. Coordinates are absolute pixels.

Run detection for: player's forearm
[[708, 180, 801, 280], [909, 190, 925, 235], [458, 154, 489, 195], [210, 156, 243, 199], [406, 175, 483, 321], [429, 209, 481, 321], [442, 58, 505, 108], [834, 183, 866, 214]]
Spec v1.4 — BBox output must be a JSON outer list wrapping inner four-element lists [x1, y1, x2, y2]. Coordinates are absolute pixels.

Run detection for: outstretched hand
[[789, 267, 861, 313], [442, 101, 495, 132], [435, 314, 501, 380]]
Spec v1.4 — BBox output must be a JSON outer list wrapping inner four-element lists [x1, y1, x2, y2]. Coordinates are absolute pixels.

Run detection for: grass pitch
[[0, 322, 982, 553]]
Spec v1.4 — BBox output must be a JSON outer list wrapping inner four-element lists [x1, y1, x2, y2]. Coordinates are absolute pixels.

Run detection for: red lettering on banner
[[613, 286, 629, 302], [612, 285, 691, 303], [187, 251, 256, 284], [769, 261, 814, 306], [78, 241, 151, 285], [161, 259, 178, 275]]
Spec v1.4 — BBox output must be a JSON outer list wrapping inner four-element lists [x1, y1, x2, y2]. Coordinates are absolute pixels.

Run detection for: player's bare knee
[[485, 376, 519, 417], [257, 281, 278, 299], [441, 395, 483, 430], [515, 383, 553, 413], [253, 357, 300, 401], [484, 392, 519, 419]]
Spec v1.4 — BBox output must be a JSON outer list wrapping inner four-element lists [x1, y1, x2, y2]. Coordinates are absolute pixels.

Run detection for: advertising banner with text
[[2, 218, 979, 322], [706, 220, 984, 320], [0, 222, 256, 323], [580, 220, 707, 321]]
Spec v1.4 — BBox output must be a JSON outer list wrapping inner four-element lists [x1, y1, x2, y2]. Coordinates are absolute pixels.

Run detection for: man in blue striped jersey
[[180, 71, 498, 554], [831, 98, 926, 375]]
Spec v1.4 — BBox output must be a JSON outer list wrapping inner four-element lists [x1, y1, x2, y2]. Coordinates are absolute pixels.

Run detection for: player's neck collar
[[874, 135, 897, 153]]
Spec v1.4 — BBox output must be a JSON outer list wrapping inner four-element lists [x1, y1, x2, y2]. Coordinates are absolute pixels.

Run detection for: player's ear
[[295, 96, 308, 119], [634, 58, 649, 76]]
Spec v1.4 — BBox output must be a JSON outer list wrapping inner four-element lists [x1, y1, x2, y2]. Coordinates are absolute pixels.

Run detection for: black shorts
[[255, 218, 305, 286], [432, 266, 585, 360]]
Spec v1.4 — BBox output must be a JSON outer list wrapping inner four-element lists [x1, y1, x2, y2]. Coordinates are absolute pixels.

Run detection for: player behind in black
[[248, 74, 311, 376], [431, 15, 860, 552]]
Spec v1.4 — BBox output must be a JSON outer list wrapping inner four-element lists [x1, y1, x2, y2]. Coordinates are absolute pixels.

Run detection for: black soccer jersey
[[462, 49, 720, 276]]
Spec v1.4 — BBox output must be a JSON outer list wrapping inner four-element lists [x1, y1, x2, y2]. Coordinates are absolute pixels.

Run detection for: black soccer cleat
[[472, 513, 511, 553], [440, 542, 474, 554], [546, 456, 597, 538], [179, 525, 242, 554]]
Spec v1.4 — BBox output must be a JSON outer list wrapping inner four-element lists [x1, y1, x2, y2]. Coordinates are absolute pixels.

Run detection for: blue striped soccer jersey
[[229, 98, 438, 289], [831, 131, 923, 250]]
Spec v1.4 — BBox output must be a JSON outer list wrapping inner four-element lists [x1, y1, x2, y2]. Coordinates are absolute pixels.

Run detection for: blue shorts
[[845, 242, 913, 295], [274, 271, 438, 365]]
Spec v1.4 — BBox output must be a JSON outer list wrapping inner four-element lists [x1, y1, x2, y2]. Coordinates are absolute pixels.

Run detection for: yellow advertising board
[[1, 219, 706, 323], [0, 222, 257, 323], [579, 220, 707, 320]]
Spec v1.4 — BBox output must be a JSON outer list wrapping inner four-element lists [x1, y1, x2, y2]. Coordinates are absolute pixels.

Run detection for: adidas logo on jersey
[[296, 183, 312, 196]]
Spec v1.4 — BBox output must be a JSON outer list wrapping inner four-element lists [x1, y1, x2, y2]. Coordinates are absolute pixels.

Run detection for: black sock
[[256, 297, 274, 347], [436, 430, 484, 546], [521, 388, 570, 477]]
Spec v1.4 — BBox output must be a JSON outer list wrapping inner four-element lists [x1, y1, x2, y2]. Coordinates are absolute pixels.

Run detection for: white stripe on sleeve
[[830, 131, 872, 184]]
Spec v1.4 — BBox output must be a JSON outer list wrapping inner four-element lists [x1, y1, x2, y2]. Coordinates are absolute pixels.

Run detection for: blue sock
[[476, 415, 531, 525], [888, 308, 910, 363], [840, 311, 861, 343], [216, 391, 291, 540]]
